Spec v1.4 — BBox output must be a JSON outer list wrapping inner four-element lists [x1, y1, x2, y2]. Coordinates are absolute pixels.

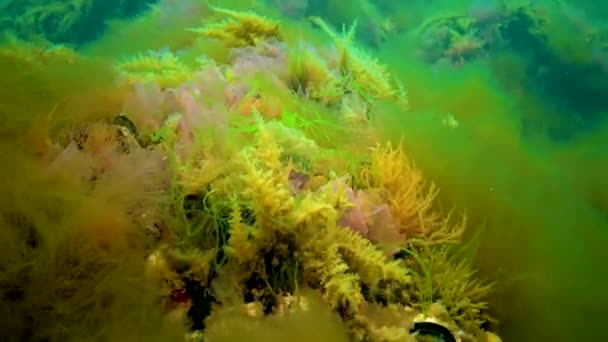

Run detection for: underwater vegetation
[[0, 0, 154, 44], [410, 0, 608, 140], [1, 0, 607, 342]]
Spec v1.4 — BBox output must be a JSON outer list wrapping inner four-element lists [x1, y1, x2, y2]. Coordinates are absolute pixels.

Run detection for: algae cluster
[[0, 2, 496, 342], [1, 1, 608, 342]]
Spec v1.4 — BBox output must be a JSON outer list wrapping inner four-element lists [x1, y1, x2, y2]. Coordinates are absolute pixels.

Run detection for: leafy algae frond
[[115, 49, 192, 87], [422, 246, 494, 334], [286, 42, 344, 105], [188, 1, 282, 48], [310, 17, 408, 105], [357, 141, 466, 245]]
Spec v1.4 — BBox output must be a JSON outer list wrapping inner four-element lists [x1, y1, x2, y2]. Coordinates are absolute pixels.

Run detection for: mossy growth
[[0, 111, 183, 342]]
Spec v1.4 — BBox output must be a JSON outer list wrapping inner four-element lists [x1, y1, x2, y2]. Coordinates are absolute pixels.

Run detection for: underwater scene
[[1, 0, 607, 341]]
